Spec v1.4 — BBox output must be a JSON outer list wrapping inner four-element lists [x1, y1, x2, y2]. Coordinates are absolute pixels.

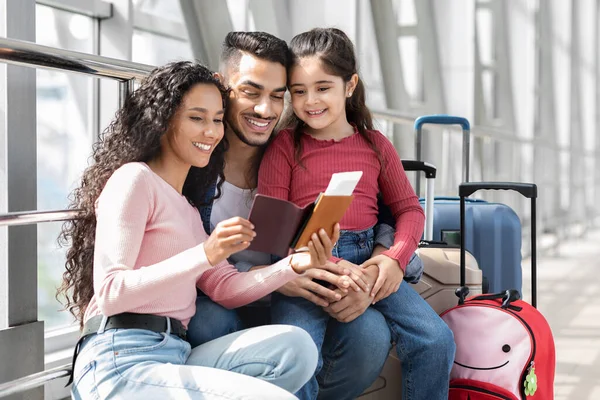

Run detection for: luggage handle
[[401, 160, 436, 179], [459, 182, 537, 200], [459, 182, 538, 308], [414, 115, 471, 131], [414, 115, 471, 196], [402, 160, 436, 241]]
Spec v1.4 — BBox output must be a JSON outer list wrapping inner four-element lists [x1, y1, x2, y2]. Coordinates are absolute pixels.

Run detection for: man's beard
[[228, 117, 273, 147]]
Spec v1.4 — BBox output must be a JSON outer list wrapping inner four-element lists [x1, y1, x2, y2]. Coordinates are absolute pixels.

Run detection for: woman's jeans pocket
[[112, 329, 169, 356], [72, 360, 99, 400], [111, 329, 186, 373]]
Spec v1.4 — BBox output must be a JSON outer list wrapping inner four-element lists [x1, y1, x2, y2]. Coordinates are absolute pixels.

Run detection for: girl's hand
[[203, 217, 255, 265], [290, 224, 340, 274], [361, 254, 404, 303], [324, 264, 380, 322], [337, 260, 370, 293]]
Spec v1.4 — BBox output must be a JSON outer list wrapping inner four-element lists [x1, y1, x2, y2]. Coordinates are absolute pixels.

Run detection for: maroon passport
[[247, 194, 354, 258]]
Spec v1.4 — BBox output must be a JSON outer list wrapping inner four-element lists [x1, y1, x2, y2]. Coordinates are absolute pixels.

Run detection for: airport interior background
[[1, 0, 599, 399]]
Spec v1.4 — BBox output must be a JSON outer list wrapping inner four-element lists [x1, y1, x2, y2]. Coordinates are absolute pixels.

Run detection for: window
[[131, 0, 192, 66], [36, 4, 96, 330], [132, 30, 192, 66], [133, 0, 186, 24]]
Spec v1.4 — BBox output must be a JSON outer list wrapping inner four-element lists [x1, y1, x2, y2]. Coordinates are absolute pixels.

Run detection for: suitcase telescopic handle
[[402, 160, 436, 241], [459, 182, 537, 199], [458, 182, 538, 308], [401, 160, 437, 178], [414, 115, 471, 196], [414, 115, 471, 131]]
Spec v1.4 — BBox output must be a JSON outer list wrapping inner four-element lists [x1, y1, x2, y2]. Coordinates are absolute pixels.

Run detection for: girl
[[258, 28, 456, 400], [58, 61, 342, 400]]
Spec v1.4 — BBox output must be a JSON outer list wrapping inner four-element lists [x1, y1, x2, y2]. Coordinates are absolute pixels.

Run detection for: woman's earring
[[347, 91, 353, 98]]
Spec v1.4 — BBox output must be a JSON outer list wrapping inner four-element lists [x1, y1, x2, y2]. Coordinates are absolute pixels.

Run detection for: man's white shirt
[[210, 180, 272, 271]]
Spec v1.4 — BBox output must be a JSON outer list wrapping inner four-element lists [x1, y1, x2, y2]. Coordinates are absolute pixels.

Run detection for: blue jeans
[[187, 296, 392, 400], [71, 323, 317, 399], [271, 228, 456, 400], [186, 295, 246, 346]]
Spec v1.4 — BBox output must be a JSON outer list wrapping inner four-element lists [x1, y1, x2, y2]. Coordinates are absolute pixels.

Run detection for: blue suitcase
[[414, 115, 523, 294]]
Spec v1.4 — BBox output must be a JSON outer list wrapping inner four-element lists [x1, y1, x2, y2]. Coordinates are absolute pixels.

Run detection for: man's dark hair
[[220, 31, 291, 72]]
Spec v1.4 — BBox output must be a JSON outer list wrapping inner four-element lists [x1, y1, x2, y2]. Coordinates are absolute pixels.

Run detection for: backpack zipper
[[506, 308, 536, 399], [450, 383, 513, 399]]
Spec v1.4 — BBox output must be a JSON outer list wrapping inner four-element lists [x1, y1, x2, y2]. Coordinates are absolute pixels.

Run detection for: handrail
[[0, 364, 71, 398], [0, 36, 594, 159], [372, 108, 595, 157], [371, 108, 415, 125], [0, 35, 590, 158], [0, 37, 153, 81], [0, 210, 82, 227]]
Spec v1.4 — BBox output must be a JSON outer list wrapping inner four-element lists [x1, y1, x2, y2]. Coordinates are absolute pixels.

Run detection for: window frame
[[36, 0, 112, 19]]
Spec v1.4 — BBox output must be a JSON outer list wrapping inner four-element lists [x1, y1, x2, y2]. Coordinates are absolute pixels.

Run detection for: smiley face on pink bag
[[442, 294, 555, 400]]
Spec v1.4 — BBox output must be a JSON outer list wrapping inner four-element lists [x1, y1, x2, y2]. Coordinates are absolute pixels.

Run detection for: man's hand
[[277, 264, 352, 307], [361, 254, 404, 304], [324, 265, 379, 323]]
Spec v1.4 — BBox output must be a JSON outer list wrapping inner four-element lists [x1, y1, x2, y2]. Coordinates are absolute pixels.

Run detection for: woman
[[57, 61, 342, 400]]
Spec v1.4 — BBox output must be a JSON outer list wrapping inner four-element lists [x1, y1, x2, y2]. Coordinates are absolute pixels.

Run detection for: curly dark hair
[[57, 61, 229, 326]]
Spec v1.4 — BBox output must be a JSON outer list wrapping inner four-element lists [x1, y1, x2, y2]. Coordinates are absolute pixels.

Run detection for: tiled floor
[[522, 229, 600, 400]]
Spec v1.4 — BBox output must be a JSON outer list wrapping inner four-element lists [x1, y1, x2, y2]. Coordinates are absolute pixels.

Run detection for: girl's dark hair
[[281, 28, 380, 164], [57, 61, 229, 326]]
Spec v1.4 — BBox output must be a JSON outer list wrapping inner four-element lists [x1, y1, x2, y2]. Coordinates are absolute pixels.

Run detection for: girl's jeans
[[271, 227, 456, 400]]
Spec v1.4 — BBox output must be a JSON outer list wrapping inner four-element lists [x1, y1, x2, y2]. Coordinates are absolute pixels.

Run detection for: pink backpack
[[441, 183, 555, 399]]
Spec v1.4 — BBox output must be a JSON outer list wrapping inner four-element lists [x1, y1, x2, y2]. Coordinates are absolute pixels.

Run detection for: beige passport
[[293, 194, 354, 250]]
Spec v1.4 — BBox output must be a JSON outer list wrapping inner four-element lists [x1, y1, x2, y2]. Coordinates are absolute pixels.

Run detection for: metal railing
[[1, 35, 596, 234], [372, 108, 596, 157], [0, 365, 71, 399], [0, 210, 82, 227], [0, 34, 597, 397], [0, 37, 152, 80], [0, 36, 154, 398], [0, 36, 152, 230], [372, 107, 598, 239]]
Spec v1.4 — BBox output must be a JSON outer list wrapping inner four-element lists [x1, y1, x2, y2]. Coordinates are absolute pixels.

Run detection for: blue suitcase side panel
[[419, 198, 523, 293], [471, 204, 522, 294]]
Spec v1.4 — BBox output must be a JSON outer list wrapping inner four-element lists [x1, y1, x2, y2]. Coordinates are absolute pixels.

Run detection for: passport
[[247, 171, 362, 258]]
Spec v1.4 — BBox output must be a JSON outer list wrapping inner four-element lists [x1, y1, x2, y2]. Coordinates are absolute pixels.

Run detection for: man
[[188, 31, 453, 400], [188, 31, 393, 399]]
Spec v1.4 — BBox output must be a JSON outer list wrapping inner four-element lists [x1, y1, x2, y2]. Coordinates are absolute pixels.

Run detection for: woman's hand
[[203, 217, 255, 265], [290, 224, 340, 274], [277, 263, 352, 307]]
